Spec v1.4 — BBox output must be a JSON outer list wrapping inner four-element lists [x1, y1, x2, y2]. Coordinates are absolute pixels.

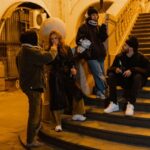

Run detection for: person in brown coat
[[16, 30, 57, 147]]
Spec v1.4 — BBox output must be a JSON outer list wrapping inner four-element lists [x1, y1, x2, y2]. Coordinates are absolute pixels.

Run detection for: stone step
[[133, 25, 150, 29], [133, 24, 150, 29], [117, 87, 150, 99], [144, 54, 150, 60], [85, 106, 150, 128], [134, 22, 150, 26], [39, 123, 98, 150], [131, 29, 150, 34], [137, 37, 150, 43], [138, 15, 150, 19], [139, 48, 150, 54], [139, 43, 150, 48], [62, 118, 150, 147], [39, 123, 149, 150], [139, 13, 150, 17], [131, 33, 150, 38], [85, 96, 150, 112], [136, 18, 150, 22], [147, 77, 150, 86]]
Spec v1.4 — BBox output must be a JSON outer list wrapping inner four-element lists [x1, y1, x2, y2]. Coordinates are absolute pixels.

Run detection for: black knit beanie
[[87, 7, 98, 16], [20, 30, 38, 46], [126, 36, 139, 52]]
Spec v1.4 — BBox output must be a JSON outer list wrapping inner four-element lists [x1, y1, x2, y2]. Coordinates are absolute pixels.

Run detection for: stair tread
[[133, 26, 150, 29], [135, 25, 150, 28], [139, 42, 150, 45], [86, 106, 150, 120], [138, 16, 150, 19], [139, 13, 150, 16], [41, 122, 149, 150], [139, 47, 150, 49], [132, 29, 150, 32], [87, 95, 150, 103], [139, 48, 150, 50], [134, 27, 150, 30], [132, 33, 150, 35], [117, 86, 150, 91], [64, 117, 150, 137], [134, 23, 150, 26], [135, 21, 150, 24], [138, 37, 150, 40], [136, 19, 150, 22], [135, 98, 150, 104]]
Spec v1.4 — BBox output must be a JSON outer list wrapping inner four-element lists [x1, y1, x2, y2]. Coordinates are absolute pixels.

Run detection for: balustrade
[[106, 0, 140, 66]]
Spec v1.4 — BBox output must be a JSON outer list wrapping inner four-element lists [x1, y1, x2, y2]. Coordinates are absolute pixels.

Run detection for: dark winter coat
[[107, 52, 150, 82], [16, 44, 54, 92], [49, 46, 83, 111], [76, 21, 108, 61]]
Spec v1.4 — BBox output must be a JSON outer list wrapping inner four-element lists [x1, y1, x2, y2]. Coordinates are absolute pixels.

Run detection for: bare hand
[[76, 46, 86, 53], [52, 43, 57, 50], [49, 44, 58, 59], [71, 67, 77, 76], [115, 67, 122, 74], [123, 70, 132, 77]]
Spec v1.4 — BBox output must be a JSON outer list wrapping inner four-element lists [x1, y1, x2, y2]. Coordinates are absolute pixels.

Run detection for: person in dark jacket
[[104, 36, 150, 116], [76, 6, 108, 99], [48, 30, 86, 132], [16, 30, 57, 147]]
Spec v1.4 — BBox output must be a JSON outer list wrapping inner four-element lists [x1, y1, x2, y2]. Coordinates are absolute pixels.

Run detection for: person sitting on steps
[[104, 36, 150, 116]]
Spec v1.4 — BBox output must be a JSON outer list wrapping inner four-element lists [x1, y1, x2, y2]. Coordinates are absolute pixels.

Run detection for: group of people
[[16, 6, 150, 148]]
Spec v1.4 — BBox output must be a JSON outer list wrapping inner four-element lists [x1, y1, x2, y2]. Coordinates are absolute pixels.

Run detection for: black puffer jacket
[[76, 20, 108, 61], [108, 52, 150, 79]]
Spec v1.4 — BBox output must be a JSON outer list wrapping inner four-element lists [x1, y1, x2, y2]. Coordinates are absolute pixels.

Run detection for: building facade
[[0, 0, 149, 81]]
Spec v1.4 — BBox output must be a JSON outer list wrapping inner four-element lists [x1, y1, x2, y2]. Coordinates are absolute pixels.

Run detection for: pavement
[[0, 89, 61, 150]]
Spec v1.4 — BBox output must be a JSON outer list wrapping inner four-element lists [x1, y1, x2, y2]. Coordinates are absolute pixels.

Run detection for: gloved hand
[[77, 39, 91, 53]]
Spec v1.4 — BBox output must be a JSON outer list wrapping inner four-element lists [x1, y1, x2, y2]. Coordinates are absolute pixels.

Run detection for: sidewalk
[[0, 90, 61, 150]]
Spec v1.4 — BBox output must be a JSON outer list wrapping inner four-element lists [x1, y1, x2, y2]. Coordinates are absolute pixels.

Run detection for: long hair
[[49, 30, 67, 55]]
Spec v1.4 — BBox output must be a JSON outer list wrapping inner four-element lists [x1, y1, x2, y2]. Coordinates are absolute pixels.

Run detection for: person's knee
[[133, 73, 142, 80], [133, 74, 143, 84], [107, 72, 116, 83], [133, 73, 143, 87]]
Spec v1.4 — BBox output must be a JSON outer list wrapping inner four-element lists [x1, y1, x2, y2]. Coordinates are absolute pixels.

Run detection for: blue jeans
[[88, 59, 106, 96]]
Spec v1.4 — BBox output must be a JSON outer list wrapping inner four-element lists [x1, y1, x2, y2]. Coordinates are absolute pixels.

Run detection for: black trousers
[[107, 72, 146, 105]]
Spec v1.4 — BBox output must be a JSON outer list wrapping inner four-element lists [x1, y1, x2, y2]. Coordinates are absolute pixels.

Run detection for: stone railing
[[106, 0, 141, 66]]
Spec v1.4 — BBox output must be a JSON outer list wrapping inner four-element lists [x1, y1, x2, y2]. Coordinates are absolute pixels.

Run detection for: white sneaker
[[72, 114, 86, 121], [55, 125, 62, 132], [125, 102, 134, 116], [104, 101, 119, 113]]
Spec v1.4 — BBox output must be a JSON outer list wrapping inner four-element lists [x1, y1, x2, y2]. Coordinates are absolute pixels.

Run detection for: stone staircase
[[39, 13, 150, 150], [132, 13, 150, 60]]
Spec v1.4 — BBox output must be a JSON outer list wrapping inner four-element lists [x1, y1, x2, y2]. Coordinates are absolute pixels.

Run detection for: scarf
[[88, 20, 98, 26]]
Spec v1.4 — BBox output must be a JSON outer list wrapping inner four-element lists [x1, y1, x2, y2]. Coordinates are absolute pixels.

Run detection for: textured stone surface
[[0, 90, 62, 150]]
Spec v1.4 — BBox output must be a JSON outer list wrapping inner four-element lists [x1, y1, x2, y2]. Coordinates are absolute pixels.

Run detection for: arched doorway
[[0, 2, 49, 90]]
